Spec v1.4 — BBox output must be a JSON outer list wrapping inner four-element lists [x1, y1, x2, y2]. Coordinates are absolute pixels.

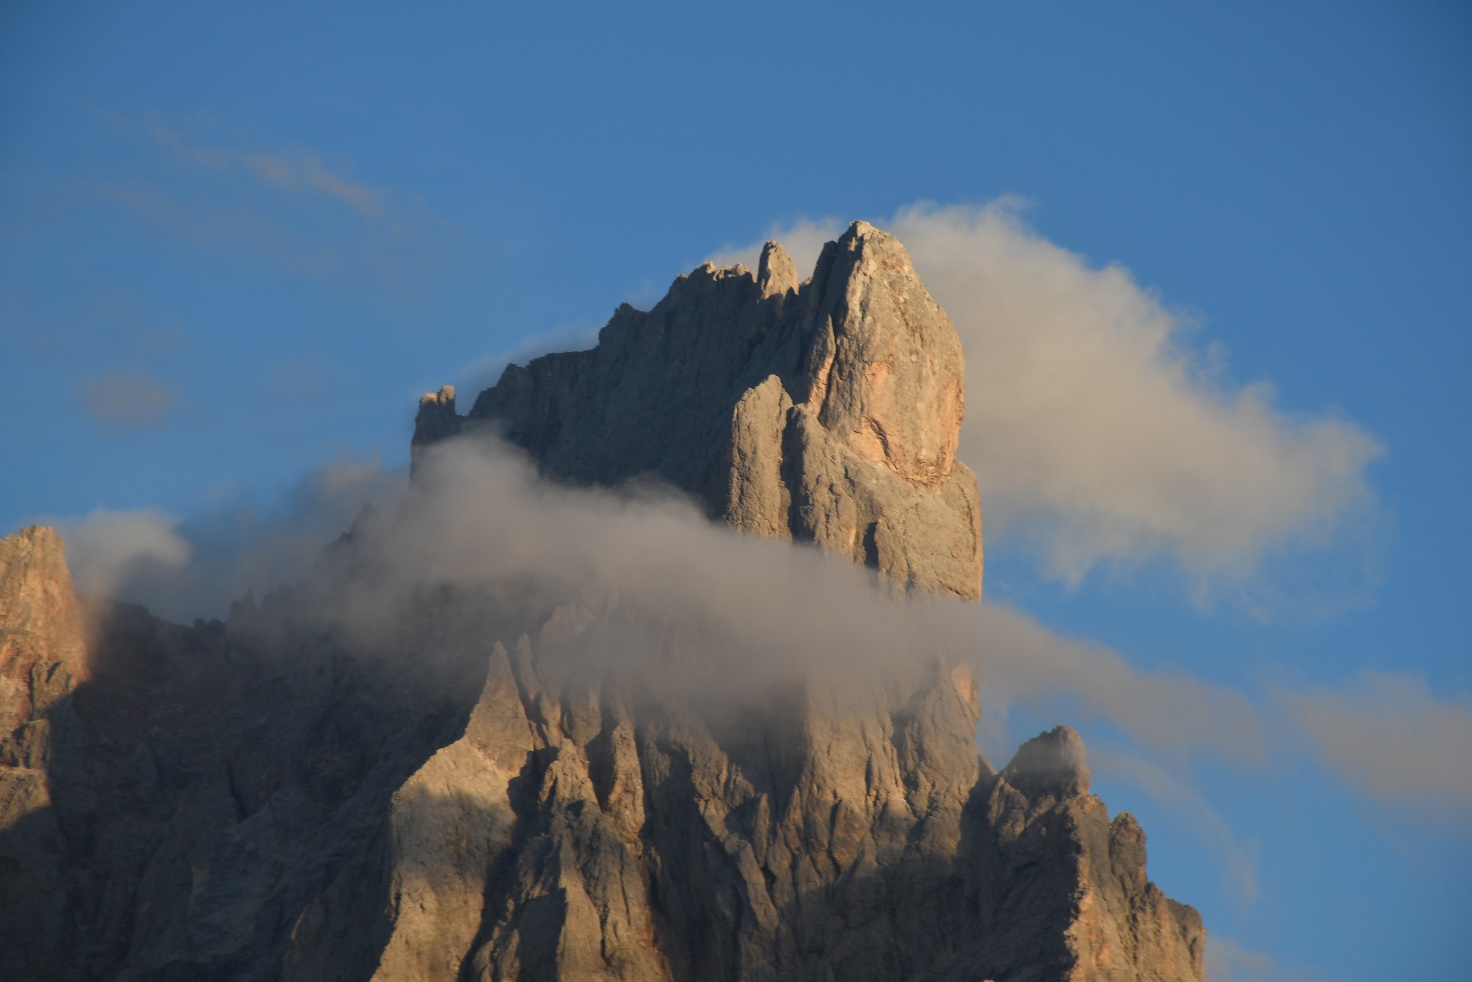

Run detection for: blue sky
[[3, 2, 1470, 978]]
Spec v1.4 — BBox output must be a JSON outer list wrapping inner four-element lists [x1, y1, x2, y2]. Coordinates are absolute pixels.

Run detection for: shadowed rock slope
[[0, 222, 1202, 981]]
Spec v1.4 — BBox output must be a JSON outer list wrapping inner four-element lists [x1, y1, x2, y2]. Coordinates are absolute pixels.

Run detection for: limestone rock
[[974, 730, 1205, 981], [441, 221, 983, 599], [1002, 724, 1092, 803], [0, 526, 87, 734], [798, 221, 964, 487]]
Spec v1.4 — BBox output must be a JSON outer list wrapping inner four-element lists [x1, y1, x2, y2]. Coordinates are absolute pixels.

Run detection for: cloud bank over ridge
[[43, 436, 1470, 829]]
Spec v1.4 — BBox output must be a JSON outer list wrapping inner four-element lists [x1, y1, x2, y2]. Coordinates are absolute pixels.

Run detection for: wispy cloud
[[712, 202, 1382, 594], [50, 507, 192, 598], [1282, 671, 1472, 816], [146, 117, 383, 216], [76, 369, 180, 431], [1206, 935, 1315, 982], [87, 178, 349, 281]]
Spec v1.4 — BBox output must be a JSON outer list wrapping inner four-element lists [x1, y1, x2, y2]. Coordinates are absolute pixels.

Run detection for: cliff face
[[0, 222, 1202, 981], [420, 222, 982, 601], [0, 527, 89, 974]]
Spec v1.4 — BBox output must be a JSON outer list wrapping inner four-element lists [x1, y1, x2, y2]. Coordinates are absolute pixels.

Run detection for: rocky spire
[[757, 240, 797, 298], [410, 384, 460, 477], [0, 526, 87, 735], [1002, 724, 1092, 802]]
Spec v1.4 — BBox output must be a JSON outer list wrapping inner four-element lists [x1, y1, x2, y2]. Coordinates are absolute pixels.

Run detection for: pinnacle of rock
[[800, 221, 965, 486], [1002, 724, 1092, 801], [757, 240, 797, 298], [0, 526, 87, 734]]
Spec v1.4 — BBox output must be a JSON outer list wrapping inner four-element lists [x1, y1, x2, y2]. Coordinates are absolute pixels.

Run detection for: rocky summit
[[415, 222, 982, 601], [0, 222, 1202, 981]]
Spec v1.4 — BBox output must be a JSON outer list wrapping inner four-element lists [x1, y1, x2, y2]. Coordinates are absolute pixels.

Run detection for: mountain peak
[[757, 240, 796, 298], [424, 221, 983, 599], [801, 218, 964, 486]]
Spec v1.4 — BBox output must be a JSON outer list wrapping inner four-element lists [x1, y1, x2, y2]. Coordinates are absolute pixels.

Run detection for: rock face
[[0, 527, 90, 978], [0, 526, 88, 736], [420, 223, 983, 600], [0, 222, 1203, 981]]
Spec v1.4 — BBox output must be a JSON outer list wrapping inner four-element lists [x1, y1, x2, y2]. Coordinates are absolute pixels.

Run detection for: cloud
[[392, 440, 1468, 826], [51, 508, 192, 598], [87, 179, 349, 282], [51, 456, 404, 623], [41, 437, 1472, 832], [1282, 671, 1472, 816], [712, 202, 1382, 588], [961, 600, 1266, 766], [84, 114, 458, 296], [76, 370, 180, 430], [147, 117, 383, 216], [1206, 935, 1313, 982]]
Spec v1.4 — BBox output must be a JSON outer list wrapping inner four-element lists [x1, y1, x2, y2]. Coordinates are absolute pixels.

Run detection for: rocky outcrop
[[416, 223, 983, 600], [411, 385, 461, 478], [0, 221, 1201, 981]]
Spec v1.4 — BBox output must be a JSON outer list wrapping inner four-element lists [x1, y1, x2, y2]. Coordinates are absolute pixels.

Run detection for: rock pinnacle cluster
[[0, 222, 1203, 981]]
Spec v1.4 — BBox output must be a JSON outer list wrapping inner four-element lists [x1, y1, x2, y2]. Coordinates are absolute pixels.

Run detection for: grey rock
[[412, 385, 461, 478], [441, 220, 983, 599]]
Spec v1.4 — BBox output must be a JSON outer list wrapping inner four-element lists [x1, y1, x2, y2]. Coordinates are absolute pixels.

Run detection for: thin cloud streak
[[1205, 935, 1313, 982], [79, 113, 460, 297], [51, 507, 191, 598], [147, 117, 384, 216], [1282, 671, 1472, 815]]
